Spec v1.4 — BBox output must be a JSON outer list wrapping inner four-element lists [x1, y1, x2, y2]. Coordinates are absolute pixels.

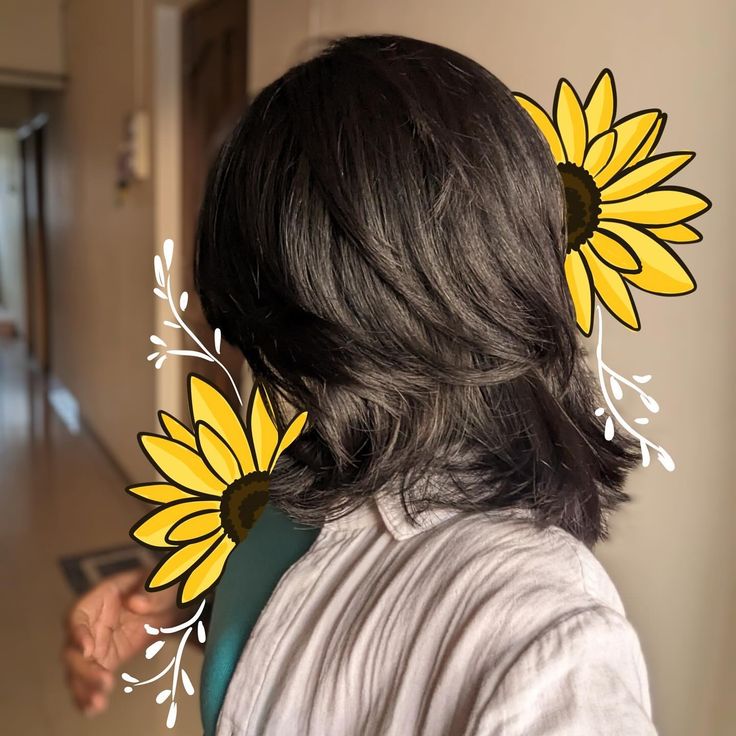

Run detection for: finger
[[66, 597, 98, 659], [64, 646, 115, 691], [69, 674, 110, 716], [68, 620, 94, 660], [107, 567, 150, 596], [68, 669, 103, 710], [84, 690, 110, 717], [126, 587, 175, 615], [125, 567, 180, 616], [68, 674, 92, 711]]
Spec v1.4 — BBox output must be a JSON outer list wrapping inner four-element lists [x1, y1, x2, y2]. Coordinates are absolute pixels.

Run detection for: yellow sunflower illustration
[[127, 373, 308, 607], [514, 69, 711, 336]]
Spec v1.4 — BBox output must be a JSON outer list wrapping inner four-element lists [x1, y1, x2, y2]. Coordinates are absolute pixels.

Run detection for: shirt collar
[[321, 478, 464, 541], [374, 490, 462, 540]]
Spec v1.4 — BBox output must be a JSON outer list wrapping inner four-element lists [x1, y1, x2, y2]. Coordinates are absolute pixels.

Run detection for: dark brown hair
[[194, 34, 638, 547]]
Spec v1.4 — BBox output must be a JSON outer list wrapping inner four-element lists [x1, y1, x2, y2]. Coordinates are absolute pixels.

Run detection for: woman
[[63, 34, 656, 735]]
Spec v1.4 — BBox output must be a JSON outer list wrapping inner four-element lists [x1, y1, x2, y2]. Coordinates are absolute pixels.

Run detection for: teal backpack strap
[[199, 501, 321, 735]]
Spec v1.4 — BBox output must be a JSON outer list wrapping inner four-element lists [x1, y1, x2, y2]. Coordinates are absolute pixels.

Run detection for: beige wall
[[27, 0, 218, 479], [35, 0, 157, 480], [0, 0, 65, 85], [247, 2, 735, 735], [0, 86, 32, 126]]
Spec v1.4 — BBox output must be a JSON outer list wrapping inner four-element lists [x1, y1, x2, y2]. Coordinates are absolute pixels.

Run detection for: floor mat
[[59, 543, 162, 595]]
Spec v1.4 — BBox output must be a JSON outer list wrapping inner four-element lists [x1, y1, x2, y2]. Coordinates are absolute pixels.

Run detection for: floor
[[0, 338, 203, 735]]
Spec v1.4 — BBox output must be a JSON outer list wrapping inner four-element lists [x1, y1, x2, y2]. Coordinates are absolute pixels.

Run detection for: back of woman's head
[[194, 34, 637, 547]]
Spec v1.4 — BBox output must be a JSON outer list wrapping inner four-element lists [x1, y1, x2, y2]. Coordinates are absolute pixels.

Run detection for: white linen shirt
[[215, 490, 657, 735]]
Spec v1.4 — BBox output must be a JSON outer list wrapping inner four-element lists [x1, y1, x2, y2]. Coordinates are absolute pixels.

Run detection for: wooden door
[[20, 125, 50, 374], [180, 0, 249, 407]]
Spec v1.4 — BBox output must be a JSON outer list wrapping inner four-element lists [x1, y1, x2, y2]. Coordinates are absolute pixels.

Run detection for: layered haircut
[[194, 34, 638, 548]]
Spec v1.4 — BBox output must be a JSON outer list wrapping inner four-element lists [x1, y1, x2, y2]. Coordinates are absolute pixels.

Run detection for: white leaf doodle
[[131, 239, 247, 730], [604, 416, 615, 440], [147, 238, 242, 405], [122, 599, 206, 730], [593, 305, 675, 472], [633, 374, 652, 384], [163, 238, 174, 271], [181, 669, 195, 696], [167, 701, 178, 729], [145, 640, 165, 659], [154, 255, 165, 288], [609, 375, 623, 401]]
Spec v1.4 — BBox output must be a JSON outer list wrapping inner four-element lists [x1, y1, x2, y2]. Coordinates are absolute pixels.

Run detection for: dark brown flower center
[[558, 162, 601, 252], [219, 471, 270, 544]]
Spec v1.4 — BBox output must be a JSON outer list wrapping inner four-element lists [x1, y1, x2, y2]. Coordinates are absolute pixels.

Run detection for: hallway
[[0, 337, 203, 735]]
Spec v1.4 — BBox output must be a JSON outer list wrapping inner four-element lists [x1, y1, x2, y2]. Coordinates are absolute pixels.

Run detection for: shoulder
[[407, 507, 632, 665], [423, 511, 655, 732], [461, 603, 656, 734], [426, 507, 626, 614]]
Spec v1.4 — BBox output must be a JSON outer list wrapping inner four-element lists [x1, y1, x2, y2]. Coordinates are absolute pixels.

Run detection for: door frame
[[153, 3, 187, 420], [152, 0, 249, 421], [17, 112, 51, 374]]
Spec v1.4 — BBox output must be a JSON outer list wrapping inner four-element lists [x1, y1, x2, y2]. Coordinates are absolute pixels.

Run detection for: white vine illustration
[[121, 599, 207, 729], [147, 238, 243, 405], [126, 238, 244, 728], [594, 305, 675, 472]]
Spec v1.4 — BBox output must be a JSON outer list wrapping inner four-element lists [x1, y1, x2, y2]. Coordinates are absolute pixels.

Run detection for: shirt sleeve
[[463, 606, 658, 736]]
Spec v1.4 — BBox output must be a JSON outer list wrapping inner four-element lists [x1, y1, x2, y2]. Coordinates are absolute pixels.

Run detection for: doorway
[[18, 115, 50, 375], [0, 128, 26, 341]]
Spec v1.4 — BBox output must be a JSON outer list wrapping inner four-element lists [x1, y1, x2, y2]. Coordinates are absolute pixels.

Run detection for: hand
[[62, 567, 186, 716]]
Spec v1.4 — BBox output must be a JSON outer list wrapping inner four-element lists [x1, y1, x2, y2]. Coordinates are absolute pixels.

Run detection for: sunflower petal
[[514, 93, 566, 163], [601, 153, 694, 202], [197, 422, 241, 485], [583, 69, 616, 141], [599, 187, 711, 226], [628, 113, 666, 168], [147, 533, 223, 590], [583, 130, 617, 179], [127, 483, 197, 504], [647, 222, 702, 243], [189, 375, 255, 475], [581, 242, 640, 330], [564, 249, 594, 336], [249, 383, 280, 472], [598, 222, 696, 294], [140, 434, 227, 496], [555, 80, 588, 165], [159, 411, 197, 450], [180, 535, 236, 605], [167, 510, 223, 544], [131, 499, 220, 547], [268, 411, 309, 472], [595, 111, 660, 187], [589, 229, 641, 272]]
